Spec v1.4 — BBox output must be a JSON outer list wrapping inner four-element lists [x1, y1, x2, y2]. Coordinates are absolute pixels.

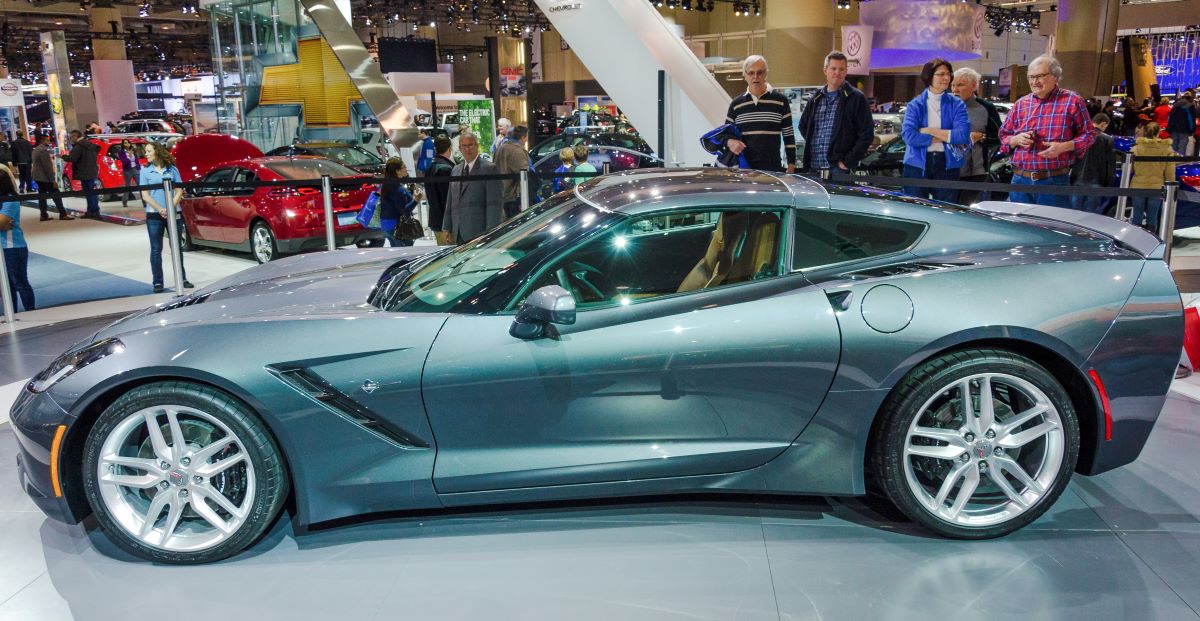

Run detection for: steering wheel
[[555, 261, 612, 302]]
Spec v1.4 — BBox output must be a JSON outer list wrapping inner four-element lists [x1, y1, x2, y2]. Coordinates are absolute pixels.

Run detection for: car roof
[[575, 167, 825, 214]]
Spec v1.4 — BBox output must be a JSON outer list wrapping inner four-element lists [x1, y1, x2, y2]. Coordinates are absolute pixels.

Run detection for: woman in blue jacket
[[901, 58, 972, 203]]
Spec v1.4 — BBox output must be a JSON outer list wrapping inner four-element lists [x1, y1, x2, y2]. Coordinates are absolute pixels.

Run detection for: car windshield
[[313, 146, 382, 167], [369, 193, 618, 313], [266, 158, 360, 179]]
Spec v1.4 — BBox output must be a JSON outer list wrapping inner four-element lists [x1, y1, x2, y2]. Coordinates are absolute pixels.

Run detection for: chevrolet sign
[[548, 1, 583, 12]]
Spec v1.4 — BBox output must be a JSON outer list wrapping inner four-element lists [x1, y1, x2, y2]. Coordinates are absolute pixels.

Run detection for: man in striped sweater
[[725, 55, 796, 173]]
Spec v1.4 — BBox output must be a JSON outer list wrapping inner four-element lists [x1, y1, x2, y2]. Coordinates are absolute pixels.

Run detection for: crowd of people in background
[[722, 50, 1196, 233]]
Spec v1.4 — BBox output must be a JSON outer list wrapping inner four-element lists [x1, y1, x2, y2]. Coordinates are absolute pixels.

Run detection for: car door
[[422, 207, 842, 494], [213, 168, 259, 243], [190, 168, 235, 241]]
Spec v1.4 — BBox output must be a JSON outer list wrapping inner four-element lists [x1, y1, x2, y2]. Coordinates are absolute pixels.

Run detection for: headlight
[[28, 338, 126, 394]]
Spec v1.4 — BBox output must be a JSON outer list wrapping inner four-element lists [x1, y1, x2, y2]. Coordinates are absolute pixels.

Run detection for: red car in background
[[64, 137, 148, 200], [179, 157, 382, 263]]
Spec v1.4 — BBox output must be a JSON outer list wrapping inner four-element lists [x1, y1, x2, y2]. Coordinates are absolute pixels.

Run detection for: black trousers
[[37, 181, 69, 217], [15, 163, 31, 193]]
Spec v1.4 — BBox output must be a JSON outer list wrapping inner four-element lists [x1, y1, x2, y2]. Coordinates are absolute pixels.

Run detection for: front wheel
[[179, 224, 194, 252], [250, 222, 277, 264], [872, 349, 1080, 539], [81, 382, 290, 564]]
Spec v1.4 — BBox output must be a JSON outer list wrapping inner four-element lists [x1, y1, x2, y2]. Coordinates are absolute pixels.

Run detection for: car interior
[[524, 209, 785, 308]]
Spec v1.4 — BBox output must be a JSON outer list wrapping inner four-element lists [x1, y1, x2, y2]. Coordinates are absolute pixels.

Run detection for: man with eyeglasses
[[724, 55, 796, 173], [998, 55, 1095, 208]]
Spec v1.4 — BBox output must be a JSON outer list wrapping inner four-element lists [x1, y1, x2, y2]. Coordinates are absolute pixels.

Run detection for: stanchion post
[[602, 161, 612, 176], [162, 177, 185, 297], [1117, 152, 1134, 221], [1162, 181, 1179, 265], [519, 169, 530, 213], [321, 175, 336, 251], [0, 236, 15, 324]]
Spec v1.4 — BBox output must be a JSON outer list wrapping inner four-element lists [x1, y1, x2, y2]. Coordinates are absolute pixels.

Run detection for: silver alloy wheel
[[96, 405, 256, 552], [902, 372, 1064, 528], [252, 225, 274, 263]]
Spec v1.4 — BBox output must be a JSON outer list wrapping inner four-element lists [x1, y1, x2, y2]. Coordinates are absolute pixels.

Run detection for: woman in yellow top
[[1130, 121, 1177, 231]]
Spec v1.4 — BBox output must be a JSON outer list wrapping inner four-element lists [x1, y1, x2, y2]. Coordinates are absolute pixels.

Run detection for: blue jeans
[[902, 152, 960, 204], [80, 178, 100, 216], [1071, 183, 1107, 214], [1009, 173, 1071, 208], [1171, 133, 1191, 156], [1131, 196, 1163, 231], [3, 246, 34, 311], [379, 218, 414, 247], [147, 214, 187, 287]]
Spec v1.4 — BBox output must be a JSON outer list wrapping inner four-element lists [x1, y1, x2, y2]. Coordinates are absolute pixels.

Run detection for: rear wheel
[[872, 349, 1079, 539], [82, 382, 289, 564], [251, 221, 277, 263]]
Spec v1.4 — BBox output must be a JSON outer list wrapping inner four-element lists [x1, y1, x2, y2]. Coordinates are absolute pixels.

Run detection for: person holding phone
[[998, 55, 1096, 207]]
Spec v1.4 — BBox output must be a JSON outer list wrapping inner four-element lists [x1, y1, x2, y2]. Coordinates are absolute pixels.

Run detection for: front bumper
[[9, 386, 84, 524]]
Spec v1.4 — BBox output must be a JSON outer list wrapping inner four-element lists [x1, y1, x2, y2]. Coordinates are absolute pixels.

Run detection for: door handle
[[825, 290, 854, 312]]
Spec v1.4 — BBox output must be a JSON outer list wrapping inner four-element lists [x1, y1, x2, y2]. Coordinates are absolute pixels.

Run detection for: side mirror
[[510, 285, 576, 339]]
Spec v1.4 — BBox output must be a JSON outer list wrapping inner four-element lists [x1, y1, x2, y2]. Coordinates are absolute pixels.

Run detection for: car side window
[[232, 169, 258, 195], [200, 168, 235, 196], [518, 208, 785, 310], [792, 209, 926, 271]]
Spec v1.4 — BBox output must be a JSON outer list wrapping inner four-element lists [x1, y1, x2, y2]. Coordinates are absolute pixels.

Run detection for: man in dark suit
[[442, 132, 503, 244]]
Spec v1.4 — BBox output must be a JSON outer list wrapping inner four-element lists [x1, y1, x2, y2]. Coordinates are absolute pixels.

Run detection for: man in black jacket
[[798, 52, 873, 175], [11, 131, 34, 193], [1070, 113, 1116, 214], [422, 135, 455, 245], [66, 130, 101, 218], [1167, 91, 1195, 156]]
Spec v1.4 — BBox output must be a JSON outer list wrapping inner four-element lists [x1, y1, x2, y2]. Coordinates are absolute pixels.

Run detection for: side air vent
[[842, 262, 972, 280], [267, 366, 429, 449], [156, 292, 215, 313]]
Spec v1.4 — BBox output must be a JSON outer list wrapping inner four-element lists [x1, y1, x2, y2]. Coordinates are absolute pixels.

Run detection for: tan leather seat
[[677, 212, 780, 293]]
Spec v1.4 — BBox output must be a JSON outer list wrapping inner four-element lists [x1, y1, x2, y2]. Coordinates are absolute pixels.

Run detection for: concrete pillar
[[1055, 0, 1120, 97], [88, 5, 138, 127], [763, 0, 834, 86]]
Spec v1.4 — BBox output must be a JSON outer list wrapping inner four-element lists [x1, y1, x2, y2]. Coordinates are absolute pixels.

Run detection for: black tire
[[872, 348, 1080, 539], [81, 381, 289, 564], [179, 224, 194, 252], [250, 221, 277, 264]]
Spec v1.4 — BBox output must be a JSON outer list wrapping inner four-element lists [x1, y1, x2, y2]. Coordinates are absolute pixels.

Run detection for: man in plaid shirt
[[998, 55, 1095, 208]]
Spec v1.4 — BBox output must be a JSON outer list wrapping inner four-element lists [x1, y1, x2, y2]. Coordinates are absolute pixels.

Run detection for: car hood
[[94, 246, 444, 340]]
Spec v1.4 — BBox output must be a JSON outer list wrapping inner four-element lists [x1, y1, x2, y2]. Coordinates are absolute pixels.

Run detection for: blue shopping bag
[[355, 190, 380, 228]]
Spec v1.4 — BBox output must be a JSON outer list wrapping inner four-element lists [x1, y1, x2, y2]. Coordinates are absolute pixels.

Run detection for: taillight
[[360, 182, 378, 192], [1180, 175, 1200, 189], [266, 187, 321, 198]]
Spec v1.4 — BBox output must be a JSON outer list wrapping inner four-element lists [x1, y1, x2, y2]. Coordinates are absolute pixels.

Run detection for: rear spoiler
[[971, 201, 1165, 259]]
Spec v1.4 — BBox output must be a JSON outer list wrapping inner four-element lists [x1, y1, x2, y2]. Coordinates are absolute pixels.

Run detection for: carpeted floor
[[21, 252, 166, 310]]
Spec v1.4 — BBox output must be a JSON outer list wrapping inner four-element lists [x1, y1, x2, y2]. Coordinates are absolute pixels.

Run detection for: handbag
[[393, 215, 424, 240], [355, 190, 380, 228]]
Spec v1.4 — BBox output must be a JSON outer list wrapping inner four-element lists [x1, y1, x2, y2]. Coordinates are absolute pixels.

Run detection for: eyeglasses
[[1029, 72, 1053, 81]]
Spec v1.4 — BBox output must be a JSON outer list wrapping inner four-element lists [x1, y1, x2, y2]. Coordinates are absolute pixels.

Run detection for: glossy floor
[[0, 310, 1198, 620]]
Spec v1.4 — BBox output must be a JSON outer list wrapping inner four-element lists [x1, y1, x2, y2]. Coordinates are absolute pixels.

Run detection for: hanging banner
[[971, 4, 985, 56], [531, 34, 543, 83], [458, 99, 495, 150], [500, 66, 527, 96], [841, 25, 874, 75]]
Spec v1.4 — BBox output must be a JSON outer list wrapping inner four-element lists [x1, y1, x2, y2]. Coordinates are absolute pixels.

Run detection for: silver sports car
[[11, 168, 1182, 564]]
